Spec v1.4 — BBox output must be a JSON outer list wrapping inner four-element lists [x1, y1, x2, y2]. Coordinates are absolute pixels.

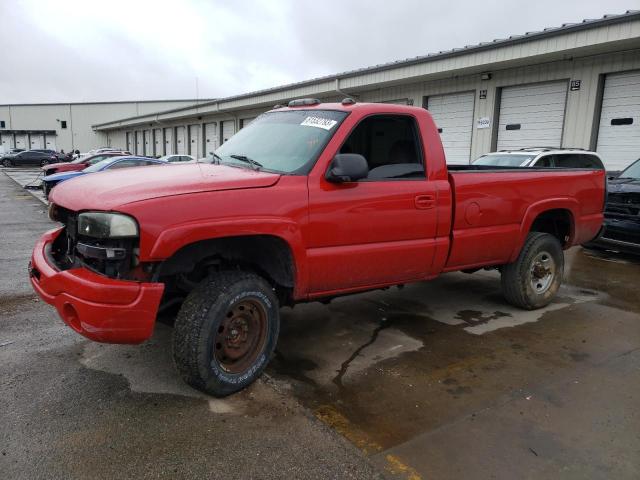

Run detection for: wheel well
[[530, 209, 573, 246], [157, 235, 295, 303]]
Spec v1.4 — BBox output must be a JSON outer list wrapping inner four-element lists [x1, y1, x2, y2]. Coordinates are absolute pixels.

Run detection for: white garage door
[[426, 92, 475, 164], [143, 130, 151, 156], [15, 134, 27, 149], [221, 121, 235, 144], [135, 131, 143, 155], [497, 81, 567, 151], [153, 128, 163, 156], [596, 71, 640, 171], [30, 134, 44, 149], [164, 128, 174, 154], [189, 124, 201, 157], [126, 132, 133, 153], [45, 134, 56, 151], [176, 126, 186, 154], [204, 122, 218, 154], [0, 133, 12, 153], [240, 117, 256, 129]]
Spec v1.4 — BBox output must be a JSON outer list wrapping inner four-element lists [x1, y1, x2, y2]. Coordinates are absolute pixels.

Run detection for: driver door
[[306, 114, 438, 295]]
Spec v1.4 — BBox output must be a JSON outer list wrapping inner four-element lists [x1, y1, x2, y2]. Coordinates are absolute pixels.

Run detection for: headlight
[[77, 212, 138, 238], [48, 203, 60, 222]]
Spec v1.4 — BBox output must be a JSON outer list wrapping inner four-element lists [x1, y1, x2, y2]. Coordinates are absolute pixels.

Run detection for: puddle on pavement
[[80, 323, 279, 417], [268, 247, 640, 453]]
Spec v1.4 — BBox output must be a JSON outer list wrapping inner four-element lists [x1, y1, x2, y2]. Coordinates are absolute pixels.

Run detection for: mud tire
[[173, 270, 279, 397], [501, 232, 564, 310]]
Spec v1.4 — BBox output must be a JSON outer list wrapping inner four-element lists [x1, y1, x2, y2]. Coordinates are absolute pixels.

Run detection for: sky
[[0, 0, 636, 103]]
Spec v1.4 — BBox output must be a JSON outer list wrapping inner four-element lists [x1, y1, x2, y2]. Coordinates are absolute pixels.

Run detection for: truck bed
[[443, 167, 606, 271]]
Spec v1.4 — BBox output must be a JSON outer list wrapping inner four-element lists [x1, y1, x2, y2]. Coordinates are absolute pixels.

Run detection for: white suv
[[473, 148, 605, 169]]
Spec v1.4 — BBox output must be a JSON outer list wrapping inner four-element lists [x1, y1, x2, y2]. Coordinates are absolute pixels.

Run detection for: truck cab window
[[340, 115, 425, 180]]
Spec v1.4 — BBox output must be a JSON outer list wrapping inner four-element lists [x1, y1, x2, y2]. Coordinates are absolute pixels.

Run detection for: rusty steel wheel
[[173, 270, 280, 397], [214, 298, 268, 374]]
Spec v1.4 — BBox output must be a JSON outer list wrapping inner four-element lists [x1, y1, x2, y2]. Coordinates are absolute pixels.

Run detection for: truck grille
[[605, 193, 640, 219]]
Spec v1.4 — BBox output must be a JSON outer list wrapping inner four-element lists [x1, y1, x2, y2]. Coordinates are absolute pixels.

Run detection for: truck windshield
[[473, 154, 536, 167], [214, 110, 348, 174], [619, 159, 640, 179]]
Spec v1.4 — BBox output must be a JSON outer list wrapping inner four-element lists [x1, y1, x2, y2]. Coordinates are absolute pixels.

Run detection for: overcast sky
[[0, 0, 635, 103]]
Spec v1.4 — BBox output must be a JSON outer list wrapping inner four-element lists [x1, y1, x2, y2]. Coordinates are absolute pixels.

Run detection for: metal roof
[[0, 98, 216, 107], [94, 10, 640, 129]]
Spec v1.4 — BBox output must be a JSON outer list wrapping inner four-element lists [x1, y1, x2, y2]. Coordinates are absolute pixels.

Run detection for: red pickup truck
[[30, 100, 605, 396]]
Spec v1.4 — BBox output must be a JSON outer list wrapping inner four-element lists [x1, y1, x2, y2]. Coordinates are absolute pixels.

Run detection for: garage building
[[3, 12, 640, 172], [0, 99, 213, 154]]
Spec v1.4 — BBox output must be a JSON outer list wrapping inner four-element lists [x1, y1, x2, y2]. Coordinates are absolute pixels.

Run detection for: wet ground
[[2, 168, 639, 479]]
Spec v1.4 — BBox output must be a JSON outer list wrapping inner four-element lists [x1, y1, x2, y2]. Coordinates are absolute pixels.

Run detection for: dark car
[[1, 150, 57, 167], [31, 149, 63, 161], [585, 158, 640, 254]]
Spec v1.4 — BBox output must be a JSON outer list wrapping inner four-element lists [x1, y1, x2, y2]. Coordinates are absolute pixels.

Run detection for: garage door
[[153, 129, 163, 156], [596, 71, 640, 171], [15, 134, 27, 150], [44, 134, 56, 151], [0, 132, 13, 153], [240, 117, 256, 129], [497, 81, 568, 151], [221, 121, 235, 144], [176, 126, 186, 154], [426, 92, 475, 164], [135, 131, 143, 155], [30, 134, 44, 149], [143, 130, 151, 156], [189, 124, 201, 158], [204, 122, 218, 154], [164, 128, 174, 154], [126, 132, 133, 153]]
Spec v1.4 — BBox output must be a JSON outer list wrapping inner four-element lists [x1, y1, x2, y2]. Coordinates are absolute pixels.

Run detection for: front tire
[[2, 159, 13, 167], [172, 270, 280, 397], [40, 159, 50, 166], [501, 232, 564, 310]]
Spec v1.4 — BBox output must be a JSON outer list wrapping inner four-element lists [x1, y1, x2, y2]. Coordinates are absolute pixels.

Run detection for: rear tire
[[172, 270, 280, 397], [40, 159, 49, 166], [501, 232, 564, 310]]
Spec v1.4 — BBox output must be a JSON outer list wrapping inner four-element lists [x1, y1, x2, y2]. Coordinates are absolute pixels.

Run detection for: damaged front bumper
[[29, 228, 165, 343]]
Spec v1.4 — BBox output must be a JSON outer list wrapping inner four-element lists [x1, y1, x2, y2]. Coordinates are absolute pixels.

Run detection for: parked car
[[1, 150, 57, 167], [31, 149, 63, 160], [584, 157, 640, 254], [42, 155, 167, 199], [31, 100, 605, 397], [158, 154, 195, 163], [473, 148, 605, 169], [42, 151, 130, 176]]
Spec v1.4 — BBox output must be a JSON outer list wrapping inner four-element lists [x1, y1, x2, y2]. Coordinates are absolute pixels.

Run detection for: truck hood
[[608, 177, 640, 193], [50, 163, 282, 211]]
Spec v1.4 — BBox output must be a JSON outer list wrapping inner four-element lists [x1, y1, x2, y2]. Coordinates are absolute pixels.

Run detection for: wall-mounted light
[[481, 72, 492, 81]]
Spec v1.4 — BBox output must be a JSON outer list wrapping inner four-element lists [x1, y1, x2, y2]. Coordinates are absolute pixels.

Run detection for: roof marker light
[[288, 98, 321, 107]]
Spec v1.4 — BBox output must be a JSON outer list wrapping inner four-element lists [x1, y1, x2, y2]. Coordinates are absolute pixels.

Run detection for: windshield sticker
[[300, 116, 338, 130]]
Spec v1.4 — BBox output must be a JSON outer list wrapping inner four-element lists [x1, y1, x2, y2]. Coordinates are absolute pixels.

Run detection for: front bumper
[[584, 218, 640, 254], [29, 228, 165, 343]]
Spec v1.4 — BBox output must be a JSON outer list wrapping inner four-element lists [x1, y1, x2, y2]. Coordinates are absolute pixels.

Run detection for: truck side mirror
[[325, 154, 369, 182]]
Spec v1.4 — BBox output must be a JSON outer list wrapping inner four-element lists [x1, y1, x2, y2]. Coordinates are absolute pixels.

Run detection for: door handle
[[414, 194, 435, 209]]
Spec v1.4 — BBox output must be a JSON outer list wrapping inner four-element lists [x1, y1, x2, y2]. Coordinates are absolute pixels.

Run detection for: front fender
[[145, 217, 309, 299]]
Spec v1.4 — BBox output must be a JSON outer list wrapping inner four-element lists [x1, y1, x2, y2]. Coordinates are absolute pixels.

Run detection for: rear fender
[[509, 198, 578, 263]]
